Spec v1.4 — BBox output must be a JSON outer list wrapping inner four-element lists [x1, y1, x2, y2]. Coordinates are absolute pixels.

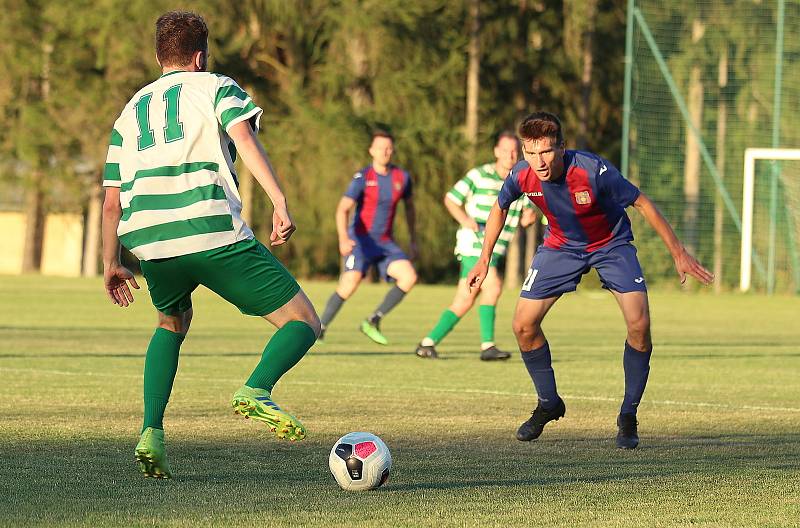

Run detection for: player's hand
[[462, 219, 480, 232], [104, 265, 139, 307], [674, 248, 714, 285], [339, 237, 357, 256], [466, 260, 489, 292], [270, 207, 296, 246]]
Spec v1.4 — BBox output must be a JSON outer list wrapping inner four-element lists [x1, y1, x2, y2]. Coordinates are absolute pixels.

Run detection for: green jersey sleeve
[[102, 126, 124, 188], [446, 168, 478, 206], [213, 75, 263, 134]]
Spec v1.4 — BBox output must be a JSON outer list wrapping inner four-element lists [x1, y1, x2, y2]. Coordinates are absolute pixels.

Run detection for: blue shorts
[[520, 243, 647, 300], [343, 237, 409, 281]]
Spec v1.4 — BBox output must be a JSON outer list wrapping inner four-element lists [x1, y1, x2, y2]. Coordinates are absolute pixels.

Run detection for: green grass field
[[1, 275, 799, 527]]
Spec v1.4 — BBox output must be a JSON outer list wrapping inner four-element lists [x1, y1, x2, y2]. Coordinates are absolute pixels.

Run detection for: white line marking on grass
[[3, 367, 799, 413]]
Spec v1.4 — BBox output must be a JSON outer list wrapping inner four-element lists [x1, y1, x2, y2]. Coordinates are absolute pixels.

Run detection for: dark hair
[[494, 129, 518, 146], [155, 11, 209, 67], [518, 112, 564, 144], [371, 129, 394, 142]]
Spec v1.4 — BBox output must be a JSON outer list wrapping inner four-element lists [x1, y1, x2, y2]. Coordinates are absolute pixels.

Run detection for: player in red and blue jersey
[[318, 130, 418, 345], [468, 112, 713, 449]]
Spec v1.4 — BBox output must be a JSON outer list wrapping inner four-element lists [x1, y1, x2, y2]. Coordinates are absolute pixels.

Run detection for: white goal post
[[740, 148, 800, 292]]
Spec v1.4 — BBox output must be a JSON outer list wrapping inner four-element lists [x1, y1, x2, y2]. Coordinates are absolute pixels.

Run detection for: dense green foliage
[[1, 276, 799, 526], [0, 0, 626, 281]]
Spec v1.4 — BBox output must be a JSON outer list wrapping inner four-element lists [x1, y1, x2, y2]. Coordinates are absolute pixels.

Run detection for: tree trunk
[[22, 39, 53, 273], [465, 0, 480, 165], [577, 1, 597, 150], [22, 171, 45, 273], [713, 47, 728, 293], [346, 34, 373, 112], [682, 19, 705, 259], [82, 182, 103, 277]]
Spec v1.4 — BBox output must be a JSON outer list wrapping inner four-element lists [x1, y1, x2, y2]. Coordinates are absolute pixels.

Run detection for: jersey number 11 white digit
[[522, 268, 538, 292]]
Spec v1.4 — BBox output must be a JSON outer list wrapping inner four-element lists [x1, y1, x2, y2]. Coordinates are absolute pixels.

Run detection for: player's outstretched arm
[[228, 120, 294, 246], [101, 187, 139, 306], [466, 202, 509, 291], [632, 192, 714, 285], [335, 197, 357, 256]]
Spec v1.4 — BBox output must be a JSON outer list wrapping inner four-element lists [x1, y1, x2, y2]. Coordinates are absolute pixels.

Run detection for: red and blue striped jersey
[[344, 164, 413, 241], [497, 151, 640, 253]]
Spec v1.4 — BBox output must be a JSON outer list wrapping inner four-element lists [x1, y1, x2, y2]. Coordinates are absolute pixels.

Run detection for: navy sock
[[521, 341, 559, 409], [369, 285, 407, 323], [320, 292, 345, 327], [621, 341, 651, 415]]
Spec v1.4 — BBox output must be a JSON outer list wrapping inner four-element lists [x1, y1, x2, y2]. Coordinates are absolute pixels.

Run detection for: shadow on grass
[[2, 432, 799, 520]]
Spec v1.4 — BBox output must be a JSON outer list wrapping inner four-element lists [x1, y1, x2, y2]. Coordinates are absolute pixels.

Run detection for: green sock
[[246, 321, 316, 392], [142, 328, 184, 432], [479, 305, 496, 344], [427, 309, 461, 344]]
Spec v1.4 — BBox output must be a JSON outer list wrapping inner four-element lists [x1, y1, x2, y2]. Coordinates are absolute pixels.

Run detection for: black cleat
[[415, 343, 439, 359], [480, 345, 511, 361], [616, 412, 639, 449], [516, 398, 566, 441]]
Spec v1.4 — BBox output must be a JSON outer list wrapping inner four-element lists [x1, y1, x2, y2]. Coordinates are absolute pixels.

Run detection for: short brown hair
[[371, 129, 394, 142], [494, 129, 518, 146], [518, 112, 564, 145], [155, 11, 208, 67]]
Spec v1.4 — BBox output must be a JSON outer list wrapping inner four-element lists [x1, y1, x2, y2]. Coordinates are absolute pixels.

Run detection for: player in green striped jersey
[[415, 132, 535, 360], [101, 12, 320, 479]]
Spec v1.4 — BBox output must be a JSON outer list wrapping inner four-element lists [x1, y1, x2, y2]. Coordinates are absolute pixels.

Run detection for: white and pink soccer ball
[[328, 432, 392, 491]]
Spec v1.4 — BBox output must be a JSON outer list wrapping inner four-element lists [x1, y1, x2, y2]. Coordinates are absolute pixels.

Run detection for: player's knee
[[303, 311, 322, 338], [158, 313, 189, 335], [397, 270, 417, 291], [337, 279, 360, 299], [512, 319, 539, 342], [626, 315, 651, 349], [451, 296, 474, 316], [481, 286, 502, 304]]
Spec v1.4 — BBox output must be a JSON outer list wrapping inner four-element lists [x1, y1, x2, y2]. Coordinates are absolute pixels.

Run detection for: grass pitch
[[1, 275, 799, 527]]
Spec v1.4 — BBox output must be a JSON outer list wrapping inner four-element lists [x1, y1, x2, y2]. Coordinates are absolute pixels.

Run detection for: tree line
[[0, 0, 626, 281]]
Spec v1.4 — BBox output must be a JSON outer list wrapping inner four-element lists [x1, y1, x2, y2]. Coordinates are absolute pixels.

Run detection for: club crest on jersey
[[394, 182, 403, 191], [574, 191, 591, 205]]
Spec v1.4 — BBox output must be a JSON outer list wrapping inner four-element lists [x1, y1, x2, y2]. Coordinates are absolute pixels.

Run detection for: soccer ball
[[328, 432, 392, 491]]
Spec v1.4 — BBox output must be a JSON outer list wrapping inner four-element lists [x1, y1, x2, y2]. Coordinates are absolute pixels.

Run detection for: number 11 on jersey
[[135, 84, 184, 151]]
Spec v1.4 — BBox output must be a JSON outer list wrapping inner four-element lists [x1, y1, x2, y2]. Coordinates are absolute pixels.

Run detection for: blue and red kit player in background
[[468, 112, 713, 449], [319, 130, 418, 345]]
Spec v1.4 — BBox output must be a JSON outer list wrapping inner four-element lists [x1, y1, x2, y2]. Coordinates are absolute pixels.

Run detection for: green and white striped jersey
[[103, 71, 262, 260], [446, 163, 532, 258]]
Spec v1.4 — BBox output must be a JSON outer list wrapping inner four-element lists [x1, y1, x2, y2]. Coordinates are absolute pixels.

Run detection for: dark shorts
[[140, 238, 300, 316], [343, 237, 409, 281], [519, 243, 647, 300]]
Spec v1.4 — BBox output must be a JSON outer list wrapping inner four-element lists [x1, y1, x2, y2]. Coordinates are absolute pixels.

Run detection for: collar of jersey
[[160, 70, 187, 78]]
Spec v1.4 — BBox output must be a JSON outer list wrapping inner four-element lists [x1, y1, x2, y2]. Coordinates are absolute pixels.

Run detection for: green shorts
[[139, 238, 300, 317], [458, 254, 504, 279]]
